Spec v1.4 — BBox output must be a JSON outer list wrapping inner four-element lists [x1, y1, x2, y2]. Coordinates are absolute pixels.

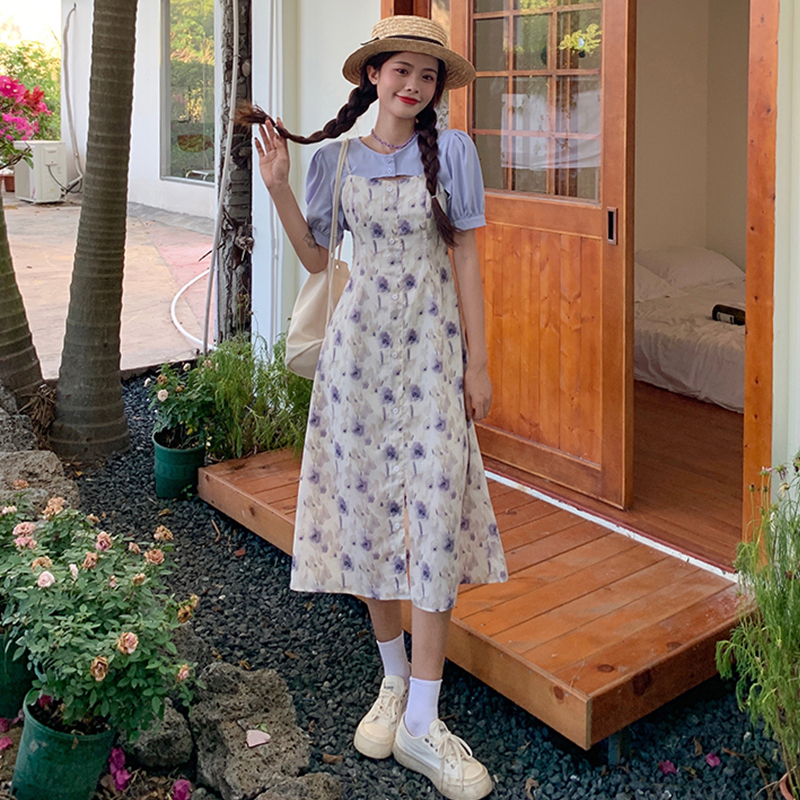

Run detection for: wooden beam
[[382, 0, 429, 16], [743, 0, 779, 535]]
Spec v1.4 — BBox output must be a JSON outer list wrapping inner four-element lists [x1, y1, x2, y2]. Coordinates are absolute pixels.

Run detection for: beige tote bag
[[284, 139, 350, 380]]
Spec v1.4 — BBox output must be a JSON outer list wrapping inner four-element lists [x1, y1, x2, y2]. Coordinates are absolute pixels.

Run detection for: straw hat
[[342, 16, 476, 90]]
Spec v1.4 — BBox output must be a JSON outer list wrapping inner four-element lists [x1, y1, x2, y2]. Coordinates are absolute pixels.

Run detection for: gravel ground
[[74, 378, 781, 800]]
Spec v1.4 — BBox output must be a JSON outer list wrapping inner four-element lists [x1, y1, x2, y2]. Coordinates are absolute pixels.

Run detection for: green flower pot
[[11, 704, 115, 800], [0, 630, 33, 718], [152, 431, 205, 499]]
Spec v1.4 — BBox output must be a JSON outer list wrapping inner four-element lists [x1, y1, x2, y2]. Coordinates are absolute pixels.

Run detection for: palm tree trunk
[[0, 191, 44, 404], [50, 0, 137, 460]]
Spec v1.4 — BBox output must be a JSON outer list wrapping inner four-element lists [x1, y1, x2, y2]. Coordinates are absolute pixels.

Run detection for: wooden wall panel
[[520, 229, 541, 441], [560, 235, 583, 458], [539, 232, 562, 450], [743, 0, 778, 535]]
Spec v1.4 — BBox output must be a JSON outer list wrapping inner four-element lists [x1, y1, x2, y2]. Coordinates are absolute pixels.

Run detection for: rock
[[192, 789, 223, 800], [0, 450, 80, 513], [254, 773, 341, 800], [173, 622, 215, 672], [189, 662, 319, 800], [0, 409, 36, 451], [0, 383, 18, 415], [125, 698, 193, 768]]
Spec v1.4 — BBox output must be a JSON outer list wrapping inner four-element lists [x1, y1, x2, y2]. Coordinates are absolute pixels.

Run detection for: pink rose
[[116, 632, 139, 655], [12, 521, 35, 537], [109, 574, 117, 589], [157, 389, 169, 402], [1, 506, 17, 515], [14, 535, 36, 550], [144, 548, 165, 566], [69, 563, 79, 581], [95, 531, 113, 551], [36, 570, 55, 588], [176, 664, 190, 683]]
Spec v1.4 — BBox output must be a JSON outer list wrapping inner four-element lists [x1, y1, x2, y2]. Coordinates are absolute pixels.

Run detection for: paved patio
[[3, 189, 213, 381]]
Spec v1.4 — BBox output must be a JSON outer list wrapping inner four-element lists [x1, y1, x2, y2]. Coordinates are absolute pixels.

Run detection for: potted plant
[[147, 360, 213, 498], [0, 503, 196, 800], [717, 454, 800, 799]]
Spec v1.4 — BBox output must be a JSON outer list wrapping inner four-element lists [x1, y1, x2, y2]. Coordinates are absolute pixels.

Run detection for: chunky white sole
[[354, 725, 395, 760], [392, 734, 493, 800]]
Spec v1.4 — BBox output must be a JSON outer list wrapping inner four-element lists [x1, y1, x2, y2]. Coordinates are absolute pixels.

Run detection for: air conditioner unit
[[13, 141, 67, 204]]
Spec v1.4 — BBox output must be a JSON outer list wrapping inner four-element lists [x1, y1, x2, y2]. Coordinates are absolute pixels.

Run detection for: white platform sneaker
[[392, 717, 493, 800], [353, 675, 408, 759]]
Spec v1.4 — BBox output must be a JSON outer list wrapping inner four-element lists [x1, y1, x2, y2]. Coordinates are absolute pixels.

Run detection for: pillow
[[635, 247, 744, 289], [634, 263, 678, 303]]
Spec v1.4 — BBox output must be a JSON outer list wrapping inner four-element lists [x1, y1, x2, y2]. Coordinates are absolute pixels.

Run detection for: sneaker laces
[[365, 683, 404, 724], [428, 720, 474, 784]]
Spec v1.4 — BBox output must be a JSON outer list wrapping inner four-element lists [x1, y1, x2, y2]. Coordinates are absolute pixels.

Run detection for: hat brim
[[342, 39, 476, 91]]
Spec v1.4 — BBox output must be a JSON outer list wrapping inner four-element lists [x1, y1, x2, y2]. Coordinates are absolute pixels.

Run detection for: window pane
[[511, 76, 549, 131], [165, 0, 215, 182], [474, 77, 508, 130], [432, 0, 451, 129], [555, 75, 600, 134], [553, 137, 600, 199], [511, 136, 548, 193], [514, 0, 555, 9], [557, 8, 602, 70], [475, 0, 505, 11], [513, 14, 550, 70], [475, 135, 505, 190], [474, 18, 507, 71]]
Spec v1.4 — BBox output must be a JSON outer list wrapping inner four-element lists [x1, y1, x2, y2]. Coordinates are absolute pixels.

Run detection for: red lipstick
[[397, 96, 419, 105]]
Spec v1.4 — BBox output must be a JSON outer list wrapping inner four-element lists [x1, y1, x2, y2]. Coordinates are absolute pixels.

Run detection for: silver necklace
[[370, 128, 417, 151]]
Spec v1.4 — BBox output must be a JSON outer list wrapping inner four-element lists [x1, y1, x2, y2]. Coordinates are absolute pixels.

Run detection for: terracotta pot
[[780, 773, 795, 800]]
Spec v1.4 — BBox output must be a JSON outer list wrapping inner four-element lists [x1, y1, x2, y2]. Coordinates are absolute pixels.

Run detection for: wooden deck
[[199, 449, 740, 750]]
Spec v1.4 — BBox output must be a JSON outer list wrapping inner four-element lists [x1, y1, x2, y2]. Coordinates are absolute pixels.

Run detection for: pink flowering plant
[[0, 75, 51, 170], [1, 510, 196, 739], [147, 360, 214, 450]]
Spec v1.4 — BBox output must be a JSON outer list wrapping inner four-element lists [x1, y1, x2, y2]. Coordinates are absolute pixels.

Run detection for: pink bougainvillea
[[0, 75, 51, 167], [172, 779, 192, 800]]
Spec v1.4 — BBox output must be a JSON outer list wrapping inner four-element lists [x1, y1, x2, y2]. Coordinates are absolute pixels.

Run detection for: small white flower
[[37, 571, 55, 588], [1, 506, 17, 515], [157, 389, 169, 402], [69, 563, 79, 581], [144, 377, 152, 387], [183, 362, 191, 372]]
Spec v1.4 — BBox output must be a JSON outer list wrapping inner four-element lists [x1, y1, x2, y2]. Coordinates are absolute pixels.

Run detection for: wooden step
[[199, 450, 739, 749]]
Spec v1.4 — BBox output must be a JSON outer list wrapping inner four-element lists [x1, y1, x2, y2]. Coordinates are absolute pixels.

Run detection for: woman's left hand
[[464, 363, 492, 421]]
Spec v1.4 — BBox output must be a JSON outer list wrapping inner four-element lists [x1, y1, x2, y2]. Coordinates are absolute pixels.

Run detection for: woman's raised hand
[[255, 117, 290, 191]]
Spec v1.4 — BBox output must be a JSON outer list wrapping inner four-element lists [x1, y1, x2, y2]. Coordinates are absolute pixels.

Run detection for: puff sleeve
[[305, 142, 350, 248], [439, 129, 486, 230]]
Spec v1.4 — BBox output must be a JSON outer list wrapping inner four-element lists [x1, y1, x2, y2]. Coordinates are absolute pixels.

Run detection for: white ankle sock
[[404, 677, 442, 737], [376, 633, 410, 681]]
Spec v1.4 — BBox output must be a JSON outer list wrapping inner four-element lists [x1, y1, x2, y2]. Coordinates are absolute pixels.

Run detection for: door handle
[[607, 207, 618, 245]]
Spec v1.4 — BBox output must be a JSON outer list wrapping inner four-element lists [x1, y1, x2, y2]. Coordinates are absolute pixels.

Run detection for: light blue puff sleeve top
[[305, 128, 486, 248]]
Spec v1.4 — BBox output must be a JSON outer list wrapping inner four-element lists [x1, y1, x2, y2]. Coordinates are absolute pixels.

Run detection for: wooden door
[[445, 0, 635, 508]]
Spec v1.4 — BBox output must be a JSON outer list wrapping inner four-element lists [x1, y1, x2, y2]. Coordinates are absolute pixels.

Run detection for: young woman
[[239, 16, 507, 800]]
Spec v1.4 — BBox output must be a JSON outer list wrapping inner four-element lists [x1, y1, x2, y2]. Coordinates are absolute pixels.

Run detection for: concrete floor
[[3, 189, 214, 381]]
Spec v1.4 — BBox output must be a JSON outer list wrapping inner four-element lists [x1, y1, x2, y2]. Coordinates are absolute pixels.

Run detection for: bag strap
[[326, 138, 350, 321]]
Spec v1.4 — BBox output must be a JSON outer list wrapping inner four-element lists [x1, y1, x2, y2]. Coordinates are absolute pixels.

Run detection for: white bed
[[633, 247, 746, 413]]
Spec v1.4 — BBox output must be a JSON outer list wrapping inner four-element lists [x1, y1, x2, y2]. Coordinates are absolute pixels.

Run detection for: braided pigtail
[[415, 67, 460, 249]]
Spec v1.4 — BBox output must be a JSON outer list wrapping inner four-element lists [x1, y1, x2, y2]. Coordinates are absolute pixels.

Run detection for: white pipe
[[203, 0, 241, 354], [62, 4, 85, 191], [170, 269, 210, 349]]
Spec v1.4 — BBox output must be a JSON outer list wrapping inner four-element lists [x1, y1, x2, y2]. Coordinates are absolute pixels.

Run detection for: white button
[[392, 408, 399, 415], [393, 522, 400, 529], [392, 466, 400, 473], [388, 238, 396, 244], [392, 293, 399, 300], [391, 352, 398, 359]]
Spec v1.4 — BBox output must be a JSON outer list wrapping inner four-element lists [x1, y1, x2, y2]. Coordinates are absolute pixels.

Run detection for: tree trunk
[[0, 191, 44, 404], [50, 0, 137, 460], [217, 0, 253, 340]]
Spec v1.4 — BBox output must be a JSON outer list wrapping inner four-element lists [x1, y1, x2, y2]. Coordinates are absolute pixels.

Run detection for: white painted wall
[[772, 0, 800, 466], [60, 0, 214, 219], [635, 0, 709, 254], [635, 0, 749, 268], [707, 0, 749, 268], [250, 0, 379, 343]]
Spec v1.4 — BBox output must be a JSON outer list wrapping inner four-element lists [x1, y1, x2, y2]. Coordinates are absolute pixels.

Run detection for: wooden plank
[[555, 584, 740, 695], [743, 0, 778, 532], [501, 226, 524, 438], [463, 544, 667, 637], [503, 519, 608, 575], [520, 569, 729, 670], [499, 558, 699, 654], [454, 534, 638, 616], [519, 228, 541, 440], [538, 231, 562, 449], [495, 499, 562, 536], [559, 234, 583, 459], [579, 237, 602, 464]]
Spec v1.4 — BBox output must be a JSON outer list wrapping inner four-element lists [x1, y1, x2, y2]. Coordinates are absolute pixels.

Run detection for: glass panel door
[[471, 0, 601, 200]]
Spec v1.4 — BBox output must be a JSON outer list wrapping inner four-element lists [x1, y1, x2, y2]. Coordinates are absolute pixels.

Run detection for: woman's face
[[367, 52, 440, 119]]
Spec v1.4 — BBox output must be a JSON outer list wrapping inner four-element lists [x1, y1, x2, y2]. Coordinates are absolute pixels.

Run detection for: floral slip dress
[[290, 147, 508, 613]]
